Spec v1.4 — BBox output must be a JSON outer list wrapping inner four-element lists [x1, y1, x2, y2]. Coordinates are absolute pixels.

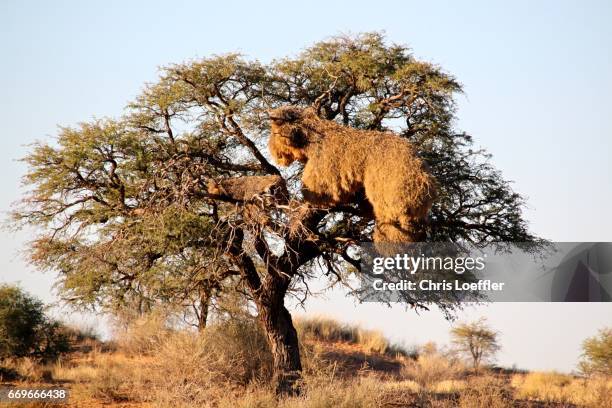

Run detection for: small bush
[[108, 314, 273, 406], [400, 346, 467, 389], [0, 284, 70, 361], [113, 311, 172, 355], [579, 327, 612, 376], [458, 376, 513, 408]]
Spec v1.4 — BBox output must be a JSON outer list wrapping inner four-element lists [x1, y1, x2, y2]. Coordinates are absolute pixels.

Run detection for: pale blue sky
[[1, 0, 611, 372]]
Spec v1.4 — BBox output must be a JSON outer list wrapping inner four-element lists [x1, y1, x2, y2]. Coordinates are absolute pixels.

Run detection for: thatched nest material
[[207, 175, 288, 202], [269, 106, 437, 243]]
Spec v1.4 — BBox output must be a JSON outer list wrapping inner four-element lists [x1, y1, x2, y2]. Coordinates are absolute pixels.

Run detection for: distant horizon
[[1, 0, 611, 374]]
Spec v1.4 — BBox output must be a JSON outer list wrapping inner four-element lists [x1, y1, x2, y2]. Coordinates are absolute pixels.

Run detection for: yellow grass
[[456, 376, 513, 408], [430, 379, 467, 393], [400, 349, 467, 389], [512, 371, 612, 407], [2, 315, 611, 408], [295, 316, 405, 355]]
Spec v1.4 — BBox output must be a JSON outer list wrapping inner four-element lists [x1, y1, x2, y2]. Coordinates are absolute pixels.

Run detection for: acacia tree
[[13, 33, 542, 393], [451, 318, 501, 372], [579, 327, 612, 376]]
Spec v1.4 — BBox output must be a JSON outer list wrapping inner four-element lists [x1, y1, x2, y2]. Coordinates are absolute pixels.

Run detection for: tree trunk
[[228, 229, 308, 395], [197, 291, 210, 331], [258, 299, 302, 395]]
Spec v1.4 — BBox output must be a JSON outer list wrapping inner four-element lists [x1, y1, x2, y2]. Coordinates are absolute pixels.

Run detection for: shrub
[[113, 311, 172, 355], [400, 345, 466, 389], [108, 314, 273, 406], [579, 327, 612, 376], [57, 324, 106, 353], [0, 284, 69, 360]]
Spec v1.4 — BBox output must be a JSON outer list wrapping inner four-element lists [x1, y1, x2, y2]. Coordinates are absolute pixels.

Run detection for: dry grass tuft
[[430, 379, 466, 394], [295, 316, 405, 356], [400, 347, 467, 389], [115, 317, 273, 407], [512, 371, 612, 407], [1, 357, 54, 383], [113, 311, 172, 355], [457, 376, 513, 408]]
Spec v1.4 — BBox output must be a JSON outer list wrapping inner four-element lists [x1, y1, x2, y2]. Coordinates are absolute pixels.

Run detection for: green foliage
[[268, 33, 540, 244], [579, 327, 612, 376], [0, 284, 70, 360], [13, 32, 544, 320], [451, 318, 500, 371]]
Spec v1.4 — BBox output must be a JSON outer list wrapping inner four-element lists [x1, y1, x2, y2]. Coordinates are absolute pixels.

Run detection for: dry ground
[[1, 316, 611, 408]]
